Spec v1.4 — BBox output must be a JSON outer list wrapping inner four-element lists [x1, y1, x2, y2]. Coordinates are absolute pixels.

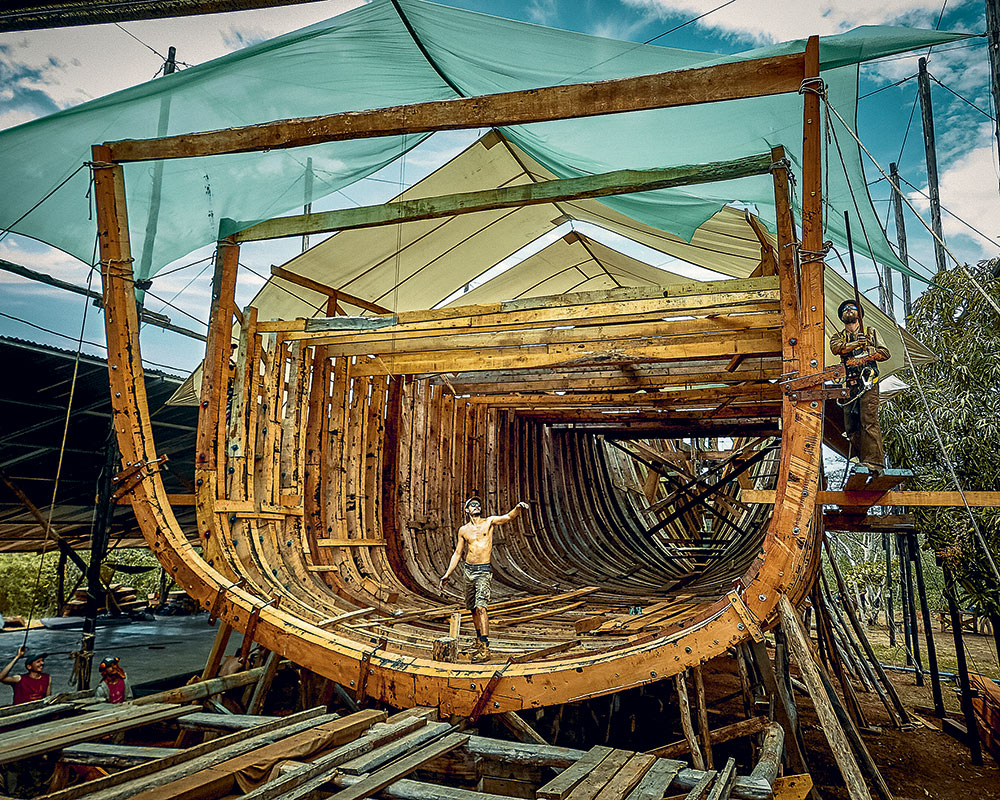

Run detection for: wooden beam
[[743, 490, 1000, 507], [270, 266, 391, 314], [234, 155, 773, 241], [105, 53, 807, 162], [647, 716, 768, 759]]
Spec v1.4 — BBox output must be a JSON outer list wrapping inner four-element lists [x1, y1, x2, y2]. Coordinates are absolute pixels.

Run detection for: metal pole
[[909, 531, 945, 716], [985, 0, 1000, 192], [917, 57, 948, 273], [302, 157, 314, 253], [942, 563, 984, 765], [897, 533, 913, 666], [901, 532, 924, 685], [888, 162, 912, 320], [883, 531, 895, 646]]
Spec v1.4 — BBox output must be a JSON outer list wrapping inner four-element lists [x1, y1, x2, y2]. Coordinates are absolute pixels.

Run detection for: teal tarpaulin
[[0, 0, 972, 283]]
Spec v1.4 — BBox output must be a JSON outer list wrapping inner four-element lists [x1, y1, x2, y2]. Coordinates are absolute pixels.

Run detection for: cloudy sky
[[0, 0, 996, 374]]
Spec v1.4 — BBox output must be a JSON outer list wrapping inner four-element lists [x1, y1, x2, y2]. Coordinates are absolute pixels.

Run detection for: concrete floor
[[0, 614, 244, 704]]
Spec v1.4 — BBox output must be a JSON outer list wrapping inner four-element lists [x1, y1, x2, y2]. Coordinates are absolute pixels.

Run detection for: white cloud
[[621, 0, 966, 44], [906, 124, 1000, 259]]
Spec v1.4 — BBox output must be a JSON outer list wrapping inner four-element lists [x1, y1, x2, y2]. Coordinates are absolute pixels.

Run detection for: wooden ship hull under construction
[[96, 40, 835, 716]]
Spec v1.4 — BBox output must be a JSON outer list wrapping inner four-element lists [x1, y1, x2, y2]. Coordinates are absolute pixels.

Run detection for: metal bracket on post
[[208, 578, 246, 626], [468, 661, 512, 723], [355, 637, 388, 706], [239, 596, 280, 665], [728, 590, 764, 643], [111, 455, 168, 502]]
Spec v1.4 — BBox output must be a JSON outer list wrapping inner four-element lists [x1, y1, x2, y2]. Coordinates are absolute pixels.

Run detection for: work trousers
[[844, 387, 884, 467]]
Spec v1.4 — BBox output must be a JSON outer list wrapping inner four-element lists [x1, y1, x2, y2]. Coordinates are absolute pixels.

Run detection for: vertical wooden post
[[778, 596, 873, 800], [201, 621, 234, 681], [675, 670, 705, 770], [247, 650, 282, 714], [302, 157, 314, 252], [942, 563, 984, 765], [917, 57, 948, 273], [888, 163, 912, 319], [56, 548, 67, 614], [799, 36, 826, 352], [692, 664, 713, 769], [747, 640, 810, 775]]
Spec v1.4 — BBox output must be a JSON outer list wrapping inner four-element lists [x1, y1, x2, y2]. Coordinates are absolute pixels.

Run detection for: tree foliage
[[881, 259, 1000, 614]]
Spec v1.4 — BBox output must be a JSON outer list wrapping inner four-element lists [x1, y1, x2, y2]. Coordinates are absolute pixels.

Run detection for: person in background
[[95, 656, 132, 704], [0, 646, 51, 704]]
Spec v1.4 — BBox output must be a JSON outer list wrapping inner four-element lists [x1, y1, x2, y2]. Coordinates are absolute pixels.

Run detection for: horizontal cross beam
[[104, 52, 807, 162], [743, 490, 1000, 507], [229, 154, 773, 241]]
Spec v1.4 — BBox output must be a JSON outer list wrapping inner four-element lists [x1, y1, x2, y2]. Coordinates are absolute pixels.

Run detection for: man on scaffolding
[[830, 300, 890, 473], [440, 497, 529, 663]]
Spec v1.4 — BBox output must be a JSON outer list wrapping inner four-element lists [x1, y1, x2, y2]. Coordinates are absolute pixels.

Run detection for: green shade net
[[0, 0, 971, 283]]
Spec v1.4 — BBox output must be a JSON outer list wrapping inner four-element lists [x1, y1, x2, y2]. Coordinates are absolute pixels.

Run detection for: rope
[[21, 233, 99, 646], [928, 72, 995, 121], [823, 100, 1000, 317], [0, 163, 87, 244], [799, 241, 832, 264], [896, 173, 1000, 250]]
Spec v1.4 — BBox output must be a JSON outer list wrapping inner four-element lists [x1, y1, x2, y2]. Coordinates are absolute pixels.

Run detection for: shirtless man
[[440, 497, 528, 663]]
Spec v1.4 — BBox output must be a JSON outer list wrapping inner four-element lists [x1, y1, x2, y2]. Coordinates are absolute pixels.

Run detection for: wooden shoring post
[[813, 587, 868, 730], [896, 532, 913, 666], [822, 534, 910, 727], [693, 664, 714, 769], [746, 640, 809, 776], [676, 669, 706, 770], [798, 36, 825, 352], [908, 531, 944, 715], [778, 595, 873, 800], [942, 563, 984, 765], [247, 650, 281, 715], [201, 621, 234, 680]]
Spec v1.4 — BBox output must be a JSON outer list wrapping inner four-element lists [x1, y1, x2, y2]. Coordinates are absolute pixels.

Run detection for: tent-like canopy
[[166, 129, 933, 406], [0, 0, 971, 282]]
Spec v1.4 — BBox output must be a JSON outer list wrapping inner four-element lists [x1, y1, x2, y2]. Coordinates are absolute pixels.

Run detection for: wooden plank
[[681, 770, 715, 800], [38, 707, 332, 800], [0, 704, 193, 765], [178, 712, 287, 732], [538, 746, 614, 800], [59, 744, 177, 768], [742, 489, 1000, 506], [239, 714, 430, 800], [497, 711, 549, 746], [692, 665, 713, 769], [338, 721, 448, 774], [771, 775, 813, 800], [705, 758, 736, 800], [593, 753, 657, 800], [624, 759, 684, 800], [778, 596, 872, 800], [647, 717, 768, 759], [106, 53, 807, 161], [565, 750, 634, 800], [321, 732, 469, 800], [236, 156, 772, 241]]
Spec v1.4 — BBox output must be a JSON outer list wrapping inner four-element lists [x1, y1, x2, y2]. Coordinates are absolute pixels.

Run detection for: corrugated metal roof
[[0, 337, 198, 552]]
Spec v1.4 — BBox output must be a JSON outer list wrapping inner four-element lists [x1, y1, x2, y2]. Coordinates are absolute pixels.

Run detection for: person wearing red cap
[[1, 646, 51, 704], [95, 656, 132, 704], [440, 497, 529, 663], [830, 300, 890, 473]]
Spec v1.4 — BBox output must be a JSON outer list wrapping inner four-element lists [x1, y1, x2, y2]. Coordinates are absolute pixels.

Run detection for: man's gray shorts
[[463, 562, 492, 611]]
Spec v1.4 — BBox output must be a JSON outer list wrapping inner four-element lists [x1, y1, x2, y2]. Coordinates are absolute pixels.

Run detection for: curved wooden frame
[[93, 39, 827, 715]]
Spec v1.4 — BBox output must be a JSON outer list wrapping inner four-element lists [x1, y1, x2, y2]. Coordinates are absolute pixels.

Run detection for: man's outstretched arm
[[0, 647, 24, 685], [490, 501, 529, 525]]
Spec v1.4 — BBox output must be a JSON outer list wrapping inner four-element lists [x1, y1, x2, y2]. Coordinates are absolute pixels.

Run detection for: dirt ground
[[793, 627, 1000, 800], [864, 621, 1000, 682]]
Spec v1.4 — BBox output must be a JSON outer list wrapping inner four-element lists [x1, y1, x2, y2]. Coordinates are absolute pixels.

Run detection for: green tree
[[881, 259, 1000, 615]]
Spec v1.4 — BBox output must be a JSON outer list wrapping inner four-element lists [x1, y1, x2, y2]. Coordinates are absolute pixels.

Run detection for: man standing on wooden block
[[830, 300, 890, 474], [440, 497, 529, 663]]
